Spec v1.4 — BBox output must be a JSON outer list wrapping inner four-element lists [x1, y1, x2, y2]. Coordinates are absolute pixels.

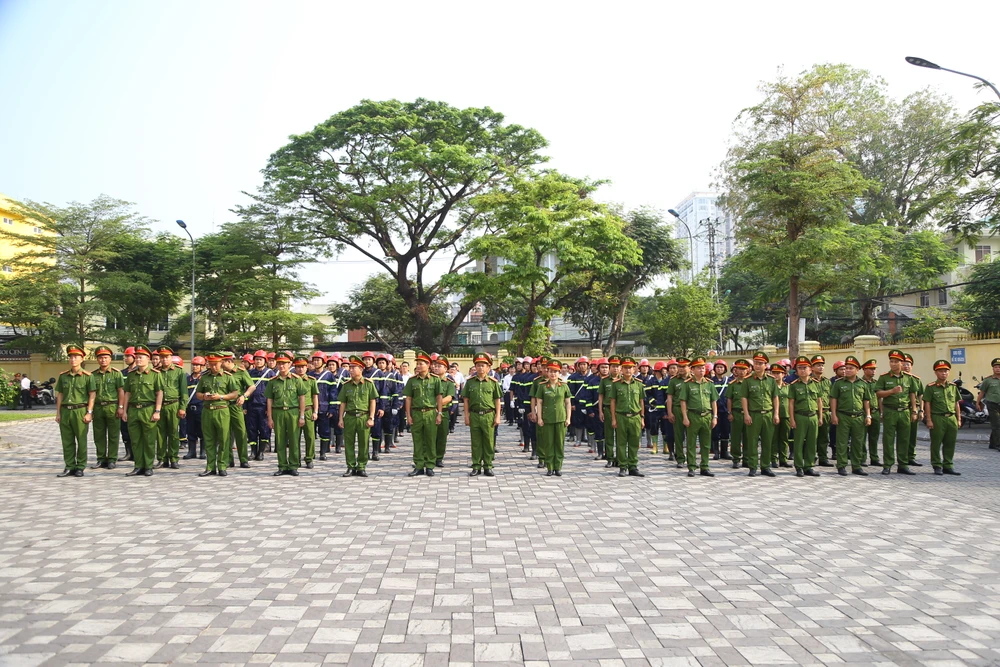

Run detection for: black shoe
[[554, 469, 563, 476], [594, 454, 602, 461], [796, 468, 804, 477], [521, 445, 528, 452], [780, 462, 793, 468], [675, 462, 684, 469], [73, 469, 84, 477], [748, 469, 757, 477], [170, 461, 179, 469], [882, 468, 891, 475], [239, 462, 250, 468], [319, 454, 327, 461], [943, 468, 961, 475], [199, 454, 206, 460], [838, 467, 848, 476], [435, 459, 443, 467], [286, 469, 297, 476], [425, 468, 434, 477], [700, 469, 715, 477], [356, 469, 368, 477], [143, 469, 153, 476], [484, 469, 495, 477], [933, 467, 943, 476], [469, 469, 480, 477], [687, 470, 695, 477], [761, 468, 776, 477], [273, 470, 285, 476], [537, 461, 545, 468], [335, 446, 342, 454], [628, 468, 644, 477], [371, 454, 380, 461], [342, 468, 355, 477], [305, 461, 313, 469], [154, 461, 165, 469], [898, 466, 916, 475], [870, 460, 882, 467], [546, 470, 553, 476], [408, 468, 425, 477], [182, 454, 195, 460], [818, 461, 834, 467], [108, 462, 116, 470], [618, 468, 627, 477], [118, 454, 130, 461], [731, 461, 739, 469], [125, 468, 142, 477], [198, 469, 216, 477], [218, 469, 228, 477], [805, 468, 820, 477], [90, 462, 102, 469], [604, 460, 614, 468], [909, 460, 923, 467], [852, 468, 868, 476]]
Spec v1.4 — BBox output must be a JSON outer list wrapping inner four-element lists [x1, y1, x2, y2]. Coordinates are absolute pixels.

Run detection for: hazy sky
[[2, 0, 998, 303]]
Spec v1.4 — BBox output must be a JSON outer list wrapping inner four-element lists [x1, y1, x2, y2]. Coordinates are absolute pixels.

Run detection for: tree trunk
[[788, 275, 800, 359], [857, 299, 878, 336], [605, 292, 630, 355], [438, 300, 476, 354]]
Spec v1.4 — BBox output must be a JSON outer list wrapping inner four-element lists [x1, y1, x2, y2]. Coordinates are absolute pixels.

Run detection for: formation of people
[[50, 342, 998, 479]]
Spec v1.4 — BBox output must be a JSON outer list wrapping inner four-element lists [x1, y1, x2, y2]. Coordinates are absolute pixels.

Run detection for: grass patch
[[0, 411, 49, 423]]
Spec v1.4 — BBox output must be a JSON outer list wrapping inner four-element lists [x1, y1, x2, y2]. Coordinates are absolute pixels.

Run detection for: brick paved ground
[[1, 415, 999, 666]]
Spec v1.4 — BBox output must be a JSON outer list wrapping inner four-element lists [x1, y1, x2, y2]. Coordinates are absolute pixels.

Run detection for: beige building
[[0, 193, 54, 276]]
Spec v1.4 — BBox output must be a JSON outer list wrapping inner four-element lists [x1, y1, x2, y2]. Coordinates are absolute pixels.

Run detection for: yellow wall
[[0, 193, 54, 275]]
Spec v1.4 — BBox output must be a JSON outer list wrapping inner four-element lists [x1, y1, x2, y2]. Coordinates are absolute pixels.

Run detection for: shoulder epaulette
[[59, 369, 69, 375], [684, 378, 694, 383], [81, 369, 91, 376], [879, 371, 891, 377], [612, 378, 621, 383], [223, 370, 233, 376], [789, 379, 800, 384], [488, 376, 498, 382], [905, 371, 921, 379]]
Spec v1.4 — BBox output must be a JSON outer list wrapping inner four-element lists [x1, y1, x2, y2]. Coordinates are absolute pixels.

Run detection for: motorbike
[[954, 375, 989, 427], [32, 378, 55, 406]]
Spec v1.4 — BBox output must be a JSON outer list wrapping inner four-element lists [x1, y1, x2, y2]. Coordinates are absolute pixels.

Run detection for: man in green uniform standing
[[530, 355, 552, 469], [432, 354, 457, 469], [788, 356, 822, 477], [265, 352, 307, 477], [536, 359, 571, 476], [153, 346, 187, 469], [462, 352, 503, 477], [54, 344, 96, 477], [598, 355, 621, 468], [403, 351, 443, 477], [666, 357, 691, 469], [830, 355, 872, 476], [742, 352, 779, 477], [678, 356, 718, 477], [902, 353, 924, 467], [122, 345, 164, 477], [222, 351, 254, 469], [811, 355, 834, 467], [874, 349, 917, 475], [337, 355, 378, 477], [770, 362, 791, 468], [293, 356, 320, 468], [860, 358, 882, 467], [195, 352, 239, 476], [611, 356, 646, 478], [924, 359, 962, 476], [727, 359, 749, 469], [977, 357, 1000, 451], [90, 345, 124, 470]]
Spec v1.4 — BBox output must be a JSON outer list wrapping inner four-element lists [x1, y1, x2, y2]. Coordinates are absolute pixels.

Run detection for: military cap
[[620, 356, 637, 367], [733, 358, 751, 369], [676, 357, 691, 366], [473, 352, 492, 366], [794, 355, 812, 367], [66, 344, 85, 357], [204, 351, 222, 362], [221, 351, 235, 360], [414, 350, 432, 364], [689, 356, 707, 368], [348, 354, 365, 367], [844, 355, 862, 369], [902, 353, 914, 363], [436, 354, 450, 367], [273, 351, 292, 363], [293, 356, 309, 367], [888, 349, 905, 361], [861, 358, 877, 370], [752, 350, 769, 363], [156, 345, 173, 356], [134, 344, 153, 357], [933, 359, 951, 371], [768, 363, 784, 373], [992, 357, 1000, 367], [607, 354, 622, 365], [94, 345, 113, 357], [810, 354, 826, 366], [546, 360, 561, 370]]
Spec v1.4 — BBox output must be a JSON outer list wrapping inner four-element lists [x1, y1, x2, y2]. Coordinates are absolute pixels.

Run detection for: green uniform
[[436, 374, 457, 463], [924, 380, 960, 470], [156, 365, 188, 464], [815, 376, 832, 464], [404, 374, 442, 470], [611, 377, 645, 470], [55, 369, 95, 472], [862, 378, 881, 465], [124, 368, 164, 471], [771, 382, 790, 467], [742, 373, 778, 471], [667, 375, 688, 464], [678, 378, 718, 471], [196, 370, 238, 472], [873, 371, 915, 469], [831, 376, 869, 470], [229, 368, 253, 466], [91, 367, 124, 465], [298, 373, 319, 463], [598, 376, 618, 462], [339, 376, 377, 471], [265, 374, 307, 472], [728, 378, 746, 464], [981, 375, 1000, 450], [537, 379, 571, 472], [462, 375, 502, 472], [905, 372, 924, 464], [788, 378, 820, 471], [530, 375, 547, 465]]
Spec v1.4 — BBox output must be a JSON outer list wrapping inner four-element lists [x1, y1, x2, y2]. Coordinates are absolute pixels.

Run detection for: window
[[975, 245, 992, 263], [2, 265, 12, 273], [2, 217, 12, 225], [938, 289, 947, 305], [32, 227, 41, 234], [920, 292, 930, 307], [152, 318, 170, 332]]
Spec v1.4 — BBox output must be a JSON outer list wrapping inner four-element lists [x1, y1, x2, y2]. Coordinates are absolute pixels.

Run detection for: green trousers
[[672, 414, 687, 465], [273, 410, 301, 471], [929, 414, 958, 469], [881, 409, 911, 468], [411, 409, 438, 469], [817, 415, 831, 464], [92, 404, 120, 464], [865, 413, 881, 463], [603, 407, 616, 462], [730, 411, 744, 463], [469, 412, 496, 471], [127, 405, 158, 471], [229, 405, 249, 466], [792, 413, 817, 470], [835, 412, 865, 469], [540, 421, 566, 471], [685, 412, 712, 471], [615, 414, 641, 469], [59, 406, 89, 471], [771, 418, 789, 466], [343, 414, 370, 470], [156, 405, 180, 463], [745, 413, 774, 471], [435, 410, 449, 463], [202, 406, 231, 472], [301, 409, 316, 462], [906, 409, 919, 463]]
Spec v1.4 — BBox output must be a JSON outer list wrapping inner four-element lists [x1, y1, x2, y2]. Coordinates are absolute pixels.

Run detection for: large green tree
[[939, 102, 1000, 238], [635, 283, 727, 357], [955, 257, 1000, 334], [262, 98, 548, 352]]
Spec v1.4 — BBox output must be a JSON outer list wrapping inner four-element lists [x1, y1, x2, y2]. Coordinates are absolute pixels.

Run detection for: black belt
[[616, 411, 641, 417], [838, 411, 863, 416], [886, 406, 910, 411], [129, 402, 153, 409], [162, 399, 178, 405], [347, 410, 368, 416], [98, 400, 117, 407], [208, 404, 228, 411], [931, 412, 954, 416], [752, 410, 771, 414], [695, 411, 711, 417], [416, 407, 436, 412], [274, 406, 297, 411], [62, 403, 87, 410], [795, 411, 817, 416], [473, 409, 494, 415]]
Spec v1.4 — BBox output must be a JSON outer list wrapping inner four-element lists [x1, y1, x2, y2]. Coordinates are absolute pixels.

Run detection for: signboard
[[951, 347, 966, 365], [0, 349, 31, 361]]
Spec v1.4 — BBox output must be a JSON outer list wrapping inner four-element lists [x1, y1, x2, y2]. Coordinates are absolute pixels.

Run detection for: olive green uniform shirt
[[775, 383, 789, 419], [55, 369, 94, 405], [979, 376, 1000, 403], [159, 366, 189, 409], [92, 367, 124, 403], [462, 375, 503, 412], [298, 374, 319, 412], [538, 380, 571, 423], [923, 381, 959, 415], [598, 376, 616, 411], [339, 377, 378, 413], [265, 374, 307, 409], [403, 374, 442, 409], [743, 374, 778, 412], [874, 372, 914, 409], [677, 378, 719, 413], [195, 371, 238, 408], [728, 378, 747, 411], [610, 378, 646, 414], [124, 367, 164, 404], [830, 377, 869, 413], [787, 378, 820, 413]]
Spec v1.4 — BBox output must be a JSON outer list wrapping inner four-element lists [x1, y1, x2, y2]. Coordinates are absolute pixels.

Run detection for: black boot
[[371, 442, 380, 461], [336, 433, 343, 455], [199, 442, 206, 460], [720, 439, 731, 460]]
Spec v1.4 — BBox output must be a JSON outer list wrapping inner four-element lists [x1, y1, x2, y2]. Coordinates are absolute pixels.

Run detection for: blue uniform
[[645, 374, 669, 444], [185, 371, 204, 459], [246, 367, 274, 458], [581, 373, 605, 457], [712, 374, 733, 456], [312, 368, 336, 456], [363, 366, 389, 456]]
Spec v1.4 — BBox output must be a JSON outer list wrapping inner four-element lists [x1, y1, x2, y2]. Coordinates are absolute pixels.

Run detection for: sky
[[1, 0, 999, 305]]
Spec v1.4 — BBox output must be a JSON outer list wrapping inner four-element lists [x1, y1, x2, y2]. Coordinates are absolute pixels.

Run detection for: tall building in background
[[671, 192, 735, 281]]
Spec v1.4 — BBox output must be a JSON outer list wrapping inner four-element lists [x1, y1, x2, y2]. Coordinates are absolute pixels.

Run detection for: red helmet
[[124, 346, 135, 356], [833, 360, 846, 371], [597, 358, 609, 366], [780, 358, 792, 368], [253, 350, 267, 359], [311, 350, 326, 361], [241, 354, 253, 364], [714, 359, 728, 369], [192, 356, 206, 365], [266, 352, 276, 360], [666, 359, 678, 367], [172, 355, 183, 365], [575, 356, 589, 365], [639, 358, 650, 367], [375, 353, 387, 361], [362, 351, 375, 360], [653, 361, 666, 371]]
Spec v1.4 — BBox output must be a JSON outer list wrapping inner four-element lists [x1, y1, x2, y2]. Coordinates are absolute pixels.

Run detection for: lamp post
[[667, 209, 695, 283], [175, 220, 195, 367], [905, 56, 1000, 101]]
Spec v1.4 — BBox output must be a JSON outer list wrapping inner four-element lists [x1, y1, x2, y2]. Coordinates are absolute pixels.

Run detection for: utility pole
[[701, 216, 725, 353]]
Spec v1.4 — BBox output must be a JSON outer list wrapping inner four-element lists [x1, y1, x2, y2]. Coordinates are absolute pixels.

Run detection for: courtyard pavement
[[1, 415, 999, 666]]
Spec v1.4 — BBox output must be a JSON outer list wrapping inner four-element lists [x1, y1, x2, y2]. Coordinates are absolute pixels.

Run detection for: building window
[[152, 318, 170, 332], [2, 265, 12, 273], [938, 289, 947, 305], [32, 227, 41, 233], [975, 245, 992, 263], [2, 217, 12, 225], [920, 292, 930, 307]]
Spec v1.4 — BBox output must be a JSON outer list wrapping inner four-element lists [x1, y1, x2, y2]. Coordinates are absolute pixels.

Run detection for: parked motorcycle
[[32, 378, 55, 406], [954, 375, 989, 427]]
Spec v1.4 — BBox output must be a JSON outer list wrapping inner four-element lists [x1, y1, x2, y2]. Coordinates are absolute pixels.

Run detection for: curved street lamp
[[176, 220, 196, 365], [667, 209, 695, 283], [905, 56, 1000, 101]]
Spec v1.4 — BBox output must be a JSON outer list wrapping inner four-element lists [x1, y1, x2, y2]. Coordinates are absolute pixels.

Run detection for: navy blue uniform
[[312, 368, 336, 456], [246, 367, 274, 458], [712, 374, 733, 458], [581, 373, 605, 457], [645, 374, 669, 444], [185, 371, 204, 459]]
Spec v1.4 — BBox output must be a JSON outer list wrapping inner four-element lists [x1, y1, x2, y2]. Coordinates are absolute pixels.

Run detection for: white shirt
[[21, 377, 31, 390], [450, 370, 465, 388], [501, 374, 512, 392]]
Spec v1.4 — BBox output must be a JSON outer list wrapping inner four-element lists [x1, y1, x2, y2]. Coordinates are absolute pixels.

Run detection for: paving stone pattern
[[1, 417, 999, 666]]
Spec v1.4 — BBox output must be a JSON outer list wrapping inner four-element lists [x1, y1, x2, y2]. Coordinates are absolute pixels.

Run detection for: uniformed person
[[265, 352, 307, 476], [666, 357, 691, 469], [432, 354, 457, 468], [677, 356, 718, 477], [310, 351, 335, 460], [118, 346, 136, 462], [711, 360, 732, 460], [829, 355, 872, 476], [462, 352, 503, 476], [598, 354, 622, 468], [184, 356, 205, 460], [530, 356, 552, 470], [54, 344, 96, 477], [727, 359, 750, 468], [403, 351, 443, 476], [610, 356, 646, 477], [122, 345, 164, 477], [861, 358, 882, 467], [902, 353, 924, 467], [976, 357, 1000, 451], [769, 362, 791, 468], [567, 356, 589, 447], [195, 352, 239, 476], [293, 356, 320, 468], [582, 358, 609, 461], [337, 355, 378, 476], [153, 346, 187, 469], [874, 350, 917, 475], [741, 352, 779, 477], [222, 351, 253, 468], [811, 355, 834, 467], [924, 359, 962, 476], [380, 354, 403, 454], [787, 356, 822, 477], [90, 345, 124, 470], [247, 350, 275, 459], [535, 359, 571, 476], [361, 352, 386, 461], [645, 361, 669, 454]]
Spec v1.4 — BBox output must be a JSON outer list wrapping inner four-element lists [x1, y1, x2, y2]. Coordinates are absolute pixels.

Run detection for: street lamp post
[[667, 209, 695, 283], [175, 220, 195, 367], [905, 56, 1000, 101]]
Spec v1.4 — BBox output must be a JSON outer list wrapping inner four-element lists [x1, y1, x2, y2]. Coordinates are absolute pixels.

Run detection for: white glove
[[391, 409, 398, 415], [518, 408, 525, 415], [510, 399, 516, 408]]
